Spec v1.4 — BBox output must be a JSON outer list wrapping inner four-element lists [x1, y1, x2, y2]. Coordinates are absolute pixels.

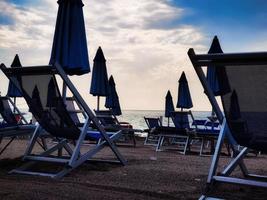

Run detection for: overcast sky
[[1, 0, 267, 111]]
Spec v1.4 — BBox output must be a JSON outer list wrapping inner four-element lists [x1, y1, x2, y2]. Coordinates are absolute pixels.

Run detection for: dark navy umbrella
[[206, 36, 231, 96], [90, 47, 109, 110], [7, 54, 23, 112], [46, 78, 58, 108], [49, 0, 90, 75], [206, 36, 231, 117], [229, 90, 241, 120], [165, 90, 174, 126], [105, 75, 122, 116], [176, 72, 193, 111], [7, 54, 22, 98]]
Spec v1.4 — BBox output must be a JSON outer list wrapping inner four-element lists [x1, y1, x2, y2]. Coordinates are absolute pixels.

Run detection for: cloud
[[0, 0, 208, 110]]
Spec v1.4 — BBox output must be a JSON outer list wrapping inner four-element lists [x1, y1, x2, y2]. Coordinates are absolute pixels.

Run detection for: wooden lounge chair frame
[[144, 117, 162, 146], [188, 49, 267, 199], [0, 96, 38, 155], [0, 62, 126, 179]]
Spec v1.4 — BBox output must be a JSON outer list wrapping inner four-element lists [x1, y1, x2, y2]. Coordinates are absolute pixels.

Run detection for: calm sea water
[[20, 108, 211, 137], [118, 110, 211, 129]]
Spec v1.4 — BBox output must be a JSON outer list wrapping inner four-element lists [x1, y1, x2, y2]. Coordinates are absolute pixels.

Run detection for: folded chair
[[156, 111, 196, 154], [95, 109, 138, 147], [188, 49, 267, 199], [144, 117, 162, 146], [0, 63, 126, 179], [0, 96, 36, 155]]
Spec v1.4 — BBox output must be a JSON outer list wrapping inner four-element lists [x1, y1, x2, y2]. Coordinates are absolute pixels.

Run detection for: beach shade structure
[[7, 55, 23, 112], [165, 90, 174, 126], [206, 36, 231, 96], [188, 48, 267, 199], [105, 75, 122, 116], [90, 47, 110, 110], [49, 0, 90, 75], [176, 72, 193, 111]]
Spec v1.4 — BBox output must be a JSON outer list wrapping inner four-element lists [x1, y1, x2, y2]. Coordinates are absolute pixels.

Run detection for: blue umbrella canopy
[[90, 47, 109, 97], [105, 75, 122, 116], [206, 36, 231, 96], [7, 54, 23, 97], [49, 0, 90, 75], [165, 90, 174, 117], [176, 72, 193, 110]]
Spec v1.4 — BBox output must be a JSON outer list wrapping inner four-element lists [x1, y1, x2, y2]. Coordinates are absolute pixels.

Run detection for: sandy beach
[[0, 138, 266, 200]]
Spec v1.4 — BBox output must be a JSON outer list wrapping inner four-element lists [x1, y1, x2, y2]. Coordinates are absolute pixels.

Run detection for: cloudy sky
[[0, 0, 267, 111]]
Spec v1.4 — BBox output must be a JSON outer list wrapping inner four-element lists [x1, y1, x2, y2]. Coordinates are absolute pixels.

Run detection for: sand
[[0, 138, 267, 200]]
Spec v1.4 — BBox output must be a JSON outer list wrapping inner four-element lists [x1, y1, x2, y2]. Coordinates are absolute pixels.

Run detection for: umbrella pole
[[167, 117, 170, 127], [97, 96, 100, 111]]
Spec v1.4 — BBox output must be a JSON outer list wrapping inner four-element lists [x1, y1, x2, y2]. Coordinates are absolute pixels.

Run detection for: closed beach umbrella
[[46, 78, 58, 108], [206, 36, 230, 96], [49, 0, 90, 75], [7, 54, 23, 112], [229, 90, 241, 120], [105, 75, 122, 116], [90, 47, 109, 110], [176, 72, 193, 111], [165, 90, 174, 126]]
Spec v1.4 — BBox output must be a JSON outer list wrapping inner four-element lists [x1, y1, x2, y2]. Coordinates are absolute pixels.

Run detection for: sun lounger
[[0, 96, 36, 155], [155, 111, 196, 154], [188, 48, 267, 199], [144, 117, 162, 146], [0, 62, 126, 179], [95, 109, 138, 147]]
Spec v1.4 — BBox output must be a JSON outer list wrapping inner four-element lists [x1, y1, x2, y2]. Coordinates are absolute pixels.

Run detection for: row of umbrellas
[[7, 0, 229, 120], [164, 71, 193, 126], [164, 36, 227, 125], [7, 0, 121, 116]]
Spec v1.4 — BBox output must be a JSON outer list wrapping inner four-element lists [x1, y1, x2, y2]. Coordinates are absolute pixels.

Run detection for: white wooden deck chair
[[0, 62, 126, 179], [188, 48, 267, 199], [0, 96, 37, 155]]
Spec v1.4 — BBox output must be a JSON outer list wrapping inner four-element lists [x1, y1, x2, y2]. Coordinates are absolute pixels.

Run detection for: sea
[[20, 108, 211, 137], [118, 110, 211, 137]]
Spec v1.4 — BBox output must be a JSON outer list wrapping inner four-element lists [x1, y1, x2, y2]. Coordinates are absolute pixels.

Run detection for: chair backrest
[[144, 117, 162, 129], [220, 65, 267, 150], [170, 111, 191, 129], [2, 66, 81, 139], [0, 96, 17, 125], [188, 49, 267, 151], [95, 109, 119, 126]]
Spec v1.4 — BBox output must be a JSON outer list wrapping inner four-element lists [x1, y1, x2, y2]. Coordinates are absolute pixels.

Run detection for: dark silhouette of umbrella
[[176, 72, 193, 111], [46, 78, 58, 108], [7, 54, 23, 112], [105, 75, 121, 116], [229, 90, 241, 120], [206, 36, 231, 117], [90, 47, 109, 110], [49, 0, 90, 75], [165, 90, 174, 126], [7, 54, 22, 98], [206, 36, 231, 96]]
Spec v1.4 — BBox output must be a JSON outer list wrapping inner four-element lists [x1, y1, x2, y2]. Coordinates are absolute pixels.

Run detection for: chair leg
[[156, 136, 163, 151], [182, 137, 189, 155], [0, 137, 15, 155], [200, 138, 204, 156]]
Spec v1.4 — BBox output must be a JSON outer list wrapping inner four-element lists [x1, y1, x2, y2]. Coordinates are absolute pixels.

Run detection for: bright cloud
[[0, 0, 210, 111]]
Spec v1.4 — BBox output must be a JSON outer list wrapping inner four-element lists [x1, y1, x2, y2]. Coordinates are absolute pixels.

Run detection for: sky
[[0, 0, 267, 111]]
